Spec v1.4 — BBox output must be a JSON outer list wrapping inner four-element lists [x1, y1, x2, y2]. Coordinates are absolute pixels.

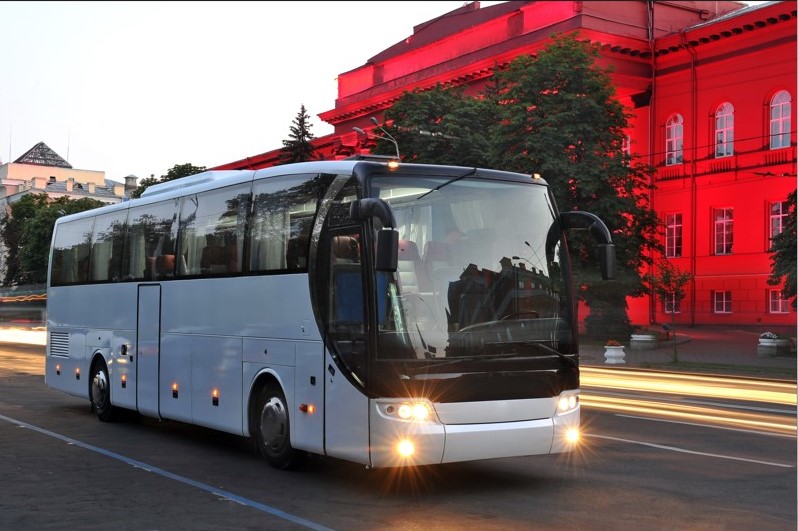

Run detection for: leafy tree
[[0, 195, 104, 285], [129, 163, 207, 199], [488, 33, 662, 338], [280, 104, 317, 164], [768, 189, 796, 301], [376, 84, 495, 167], [643, 259, 693, 361]]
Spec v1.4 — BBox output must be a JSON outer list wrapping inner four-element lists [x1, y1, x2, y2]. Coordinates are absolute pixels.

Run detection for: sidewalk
[[580, 325, 797, 380]]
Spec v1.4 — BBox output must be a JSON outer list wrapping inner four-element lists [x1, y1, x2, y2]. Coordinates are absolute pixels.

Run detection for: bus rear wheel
[[90, 360, 116, 422], [253, 383, 306, 470]]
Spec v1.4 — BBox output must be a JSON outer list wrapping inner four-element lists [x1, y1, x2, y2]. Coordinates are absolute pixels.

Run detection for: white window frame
[[770, 91, 791, 150], [770, 201, 788, 240], [665, 212, 682, 258], [713, 291, 732, 314], [769, 289, 790, 314], [715, 103, 734, 158], [665, 114, 684, 166], [713, 208, 733, 255], [664, 293, 681, 314]]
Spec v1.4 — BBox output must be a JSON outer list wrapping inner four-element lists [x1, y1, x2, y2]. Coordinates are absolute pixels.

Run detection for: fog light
[[566, 428, 580, 444], [397, 439, 415, 458]]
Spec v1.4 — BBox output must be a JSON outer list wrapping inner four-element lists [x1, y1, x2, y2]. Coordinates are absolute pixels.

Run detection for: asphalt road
[[1, 344, 795, 530]]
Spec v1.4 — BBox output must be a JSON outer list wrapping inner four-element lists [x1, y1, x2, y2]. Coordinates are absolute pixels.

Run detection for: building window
[[713, 291, 732, 313], [622, 135, 631, 165], [665, 114, 684, 165], [664, 294, 681, 314], [769, 289, 790, 314], [715, 103, 734, 158], [770, 91, 791, 150], [770, 201, 788, 240], [713, 208, 733, 255], [665, 213, 682, 258]]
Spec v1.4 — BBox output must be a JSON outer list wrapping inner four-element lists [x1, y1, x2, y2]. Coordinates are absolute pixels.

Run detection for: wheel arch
[[88, 349, 110, 398], [246, 369, 285, 438]]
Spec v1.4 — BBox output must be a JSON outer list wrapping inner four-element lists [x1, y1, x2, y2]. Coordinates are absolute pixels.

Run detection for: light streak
[[581, 394, 796, 437], [582, 367, 796, 406]]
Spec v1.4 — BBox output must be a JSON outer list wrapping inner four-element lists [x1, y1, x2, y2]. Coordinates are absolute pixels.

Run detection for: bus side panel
[[293, 341, 325, 454], [110, 332, 137, 410], [191, 335, 243, 435], [45, 327, 88, 398], [324, 349, 369, 465], [159, 334, 193, 424]]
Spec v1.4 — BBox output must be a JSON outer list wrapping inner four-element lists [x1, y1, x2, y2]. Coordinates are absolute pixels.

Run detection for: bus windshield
[[369, 174, 574, 379]]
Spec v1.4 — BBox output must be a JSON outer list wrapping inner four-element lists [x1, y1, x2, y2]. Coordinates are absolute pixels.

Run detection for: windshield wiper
[[415, 168, 478, 201], [484, 340, 578, 368]]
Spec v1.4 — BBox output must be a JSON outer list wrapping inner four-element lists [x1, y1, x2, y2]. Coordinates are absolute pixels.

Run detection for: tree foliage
[[377, 84, 494, 167], [0, 194, 104, 285], [129, 163, 207, 199], [490, 34, 663, 336], [280, 104, 317, 164], [768, 189, 796, 300], [643, 259, 693, 311]]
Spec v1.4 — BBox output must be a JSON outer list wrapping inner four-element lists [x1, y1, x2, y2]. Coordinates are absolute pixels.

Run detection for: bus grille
[[49, 332, 69, 356]]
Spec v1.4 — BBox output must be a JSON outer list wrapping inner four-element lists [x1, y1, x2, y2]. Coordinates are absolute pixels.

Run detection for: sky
[[0, 1, 762, 184], [0, 1, 504, 183]]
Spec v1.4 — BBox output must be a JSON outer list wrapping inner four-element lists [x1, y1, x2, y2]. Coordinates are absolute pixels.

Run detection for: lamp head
[[370, 116, 380, 126], [353, 127, 366, 135]]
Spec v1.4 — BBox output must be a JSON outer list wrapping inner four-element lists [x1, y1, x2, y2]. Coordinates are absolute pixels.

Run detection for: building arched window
[[715, 103, 734, 158], [770, 91, 791, 150], [665, 114, 684, 165]]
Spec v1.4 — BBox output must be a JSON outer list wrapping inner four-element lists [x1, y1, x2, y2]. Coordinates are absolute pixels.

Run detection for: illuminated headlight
[[384, 400, 437, 423], [557, 393, 579, 414]]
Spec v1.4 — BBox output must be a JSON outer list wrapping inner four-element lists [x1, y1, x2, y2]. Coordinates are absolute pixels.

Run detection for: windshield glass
[[371, 174, 573, 369]]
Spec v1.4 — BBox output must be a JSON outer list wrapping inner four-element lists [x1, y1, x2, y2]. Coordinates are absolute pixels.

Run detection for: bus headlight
[[383, 400, 438, 423], [557, 393, 579, 414]]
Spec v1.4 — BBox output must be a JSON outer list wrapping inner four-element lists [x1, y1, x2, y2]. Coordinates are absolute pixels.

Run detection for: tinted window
[[127, 199, 179, 281], [51, 217, 95, 286], [177, 184, 250, 277], [249, 174, 323, 273], [89, 209, 128, 282]]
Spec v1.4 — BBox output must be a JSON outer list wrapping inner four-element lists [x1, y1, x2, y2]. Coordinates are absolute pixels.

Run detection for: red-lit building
[[213, 1, 797, 328]]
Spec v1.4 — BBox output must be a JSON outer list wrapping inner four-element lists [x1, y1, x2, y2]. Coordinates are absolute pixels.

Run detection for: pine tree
[[280, 104, 317, 164]]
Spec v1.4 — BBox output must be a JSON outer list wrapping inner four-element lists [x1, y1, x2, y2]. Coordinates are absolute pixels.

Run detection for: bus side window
[[51, 217, 95, 285]]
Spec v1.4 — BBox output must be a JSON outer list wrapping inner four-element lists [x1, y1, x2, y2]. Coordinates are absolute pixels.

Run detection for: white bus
[[45, 159, 615, 469]]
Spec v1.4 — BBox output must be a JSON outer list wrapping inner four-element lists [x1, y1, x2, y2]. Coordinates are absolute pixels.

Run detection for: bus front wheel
[[90, 360, 116, 422], [253, 383, 306, 470]]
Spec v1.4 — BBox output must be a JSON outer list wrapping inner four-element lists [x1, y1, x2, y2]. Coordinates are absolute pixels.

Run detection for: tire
[[90, 360, 116, 422], [253, 383, 306, 470]]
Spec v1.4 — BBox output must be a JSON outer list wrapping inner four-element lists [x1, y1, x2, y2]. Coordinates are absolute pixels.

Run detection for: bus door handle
[[327, 364, 335, 377]]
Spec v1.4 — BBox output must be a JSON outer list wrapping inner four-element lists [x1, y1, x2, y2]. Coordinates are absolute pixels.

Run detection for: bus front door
[[136, 284, 161, 418]]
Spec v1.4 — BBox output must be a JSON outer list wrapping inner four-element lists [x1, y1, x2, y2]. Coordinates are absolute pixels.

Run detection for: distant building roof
[[14, 141, 72, 169]]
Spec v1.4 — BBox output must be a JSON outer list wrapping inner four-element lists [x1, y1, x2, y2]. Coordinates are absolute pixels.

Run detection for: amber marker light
[[212, 388, 219, 406], [172, 382, 179, 398], [387, 160, 400, 170], [75, 367, 80, 380], [55, 364, 61, 375]]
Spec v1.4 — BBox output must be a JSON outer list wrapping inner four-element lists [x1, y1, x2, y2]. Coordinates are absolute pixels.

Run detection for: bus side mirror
[[375, 229, 399, 272], [599, 244, 616, 280]]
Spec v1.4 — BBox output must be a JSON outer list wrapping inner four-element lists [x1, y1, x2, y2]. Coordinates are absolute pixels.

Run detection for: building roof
[[13, 141, 72, 169], [41, 178, 123, 200]]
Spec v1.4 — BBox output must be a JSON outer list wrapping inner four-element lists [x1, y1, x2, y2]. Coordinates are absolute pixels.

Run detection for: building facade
[[212, 1, 797, 327]]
